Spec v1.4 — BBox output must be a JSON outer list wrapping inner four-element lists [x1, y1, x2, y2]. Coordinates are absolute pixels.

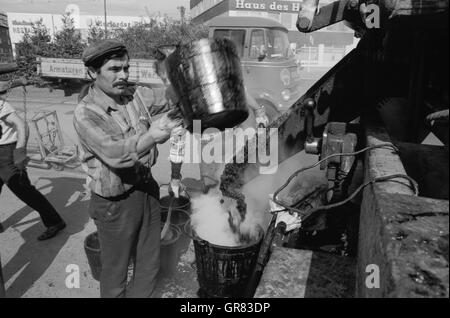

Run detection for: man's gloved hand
[[168, 178, 185, 198], [255, 107, 269, 127], [13, 147, 30, 171], [149, 113, 183, 144]]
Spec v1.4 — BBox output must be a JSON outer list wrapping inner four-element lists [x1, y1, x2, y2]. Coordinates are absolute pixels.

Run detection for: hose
[[272, 143, 419, 221]]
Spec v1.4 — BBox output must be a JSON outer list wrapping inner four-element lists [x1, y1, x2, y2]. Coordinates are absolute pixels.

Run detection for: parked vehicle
[[208, 16, 303, 121]]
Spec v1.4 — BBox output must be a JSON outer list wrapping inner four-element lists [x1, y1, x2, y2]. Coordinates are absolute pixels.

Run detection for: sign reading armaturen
[[37, 57, 163, 84]]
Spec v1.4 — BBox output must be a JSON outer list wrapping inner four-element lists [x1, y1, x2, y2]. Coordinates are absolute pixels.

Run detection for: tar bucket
[[84, 232, 101, 281], [166, 38, 249, 133], [185, 221, 264, 298]]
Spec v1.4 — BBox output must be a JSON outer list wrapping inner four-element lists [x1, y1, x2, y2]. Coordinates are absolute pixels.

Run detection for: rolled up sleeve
[[74, 108, 140, 169]]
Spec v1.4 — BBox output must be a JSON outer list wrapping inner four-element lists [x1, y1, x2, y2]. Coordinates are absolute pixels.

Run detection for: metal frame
[[29, 110, 78, 171]]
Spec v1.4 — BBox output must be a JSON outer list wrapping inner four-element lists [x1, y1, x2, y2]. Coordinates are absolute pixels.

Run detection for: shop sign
[[234, 0, 302, 13]]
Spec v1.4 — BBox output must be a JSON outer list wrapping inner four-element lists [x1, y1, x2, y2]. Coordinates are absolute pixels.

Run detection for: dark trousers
[[89, 184, 161, 298], [0, 143, 63, 227]]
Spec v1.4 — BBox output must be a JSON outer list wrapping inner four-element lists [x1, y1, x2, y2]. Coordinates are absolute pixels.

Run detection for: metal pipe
[[104, 0, 108, 39]]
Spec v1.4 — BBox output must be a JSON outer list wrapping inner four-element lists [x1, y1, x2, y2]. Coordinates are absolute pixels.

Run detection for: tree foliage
[[52, 14, 86, 58], [14, 13, 208, 79], [110, 18, 208, 59]]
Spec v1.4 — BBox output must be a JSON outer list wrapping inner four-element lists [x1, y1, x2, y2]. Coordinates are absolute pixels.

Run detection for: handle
[[161, 197, 174, 240]]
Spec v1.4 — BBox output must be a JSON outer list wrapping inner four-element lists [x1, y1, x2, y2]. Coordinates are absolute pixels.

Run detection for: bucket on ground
[[160, 195, 191, 212], [160, 224, 182, 277], [186, 221, 264, 298], [161, 208, 190, 228], [84, 232, 101, 281]]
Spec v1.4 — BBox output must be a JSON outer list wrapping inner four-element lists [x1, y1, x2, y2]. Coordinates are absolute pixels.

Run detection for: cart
[[28, 110, 79, 171]]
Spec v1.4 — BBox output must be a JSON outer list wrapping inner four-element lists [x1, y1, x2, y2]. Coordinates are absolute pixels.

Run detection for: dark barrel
[[166, 38, 249, 133], [187, 223, 263, 298]]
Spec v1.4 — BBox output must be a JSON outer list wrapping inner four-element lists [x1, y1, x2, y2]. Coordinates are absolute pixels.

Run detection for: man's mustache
[[113, 81, 129, 87]]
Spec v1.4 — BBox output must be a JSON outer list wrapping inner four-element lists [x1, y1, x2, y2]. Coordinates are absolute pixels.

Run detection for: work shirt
[[0, 100, 18, 145], [74, 85, 176, 198]]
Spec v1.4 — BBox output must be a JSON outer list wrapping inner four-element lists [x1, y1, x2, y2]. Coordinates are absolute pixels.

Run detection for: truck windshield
[[213, 29, 245, 57], [265, 29, 291, 60]]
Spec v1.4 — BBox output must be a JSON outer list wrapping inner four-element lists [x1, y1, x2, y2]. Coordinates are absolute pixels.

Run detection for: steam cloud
[[190, 151, 327, 247]]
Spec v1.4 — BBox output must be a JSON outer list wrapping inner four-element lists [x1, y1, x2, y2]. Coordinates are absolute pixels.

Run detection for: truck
[[3, 0, 449, 298], [208, 16, 303, 121]]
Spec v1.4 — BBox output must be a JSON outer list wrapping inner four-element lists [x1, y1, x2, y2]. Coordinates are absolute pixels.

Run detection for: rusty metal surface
[[221, 46, 365, 187], [365, 124, 415, 196], [357, 121, 449, 298]]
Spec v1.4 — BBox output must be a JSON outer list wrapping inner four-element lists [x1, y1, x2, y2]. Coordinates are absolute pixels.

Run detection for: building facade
[[190, 0, 358, 66], [0, 12, 14, 63]]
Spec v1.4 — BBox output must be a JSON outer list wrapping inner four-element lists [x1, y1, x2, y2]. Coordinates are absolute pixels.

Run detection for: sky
[[0, 0, 191, 18]]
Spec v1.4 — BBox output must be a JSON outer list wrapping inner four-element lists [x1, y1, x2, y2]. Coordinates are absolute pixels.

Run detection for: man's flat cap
[[82, 39, 127, 67]]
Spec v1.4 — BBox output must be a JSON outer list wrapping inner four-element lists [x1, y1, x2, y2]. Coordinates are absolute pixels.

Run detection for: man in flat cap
[[74, 39, 183, 298], [0, 81, 66, 240]]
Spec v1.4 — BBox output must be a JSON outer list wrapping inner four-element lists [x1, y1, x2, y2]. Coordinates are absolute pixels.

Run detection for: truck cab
[[208, 16, 302, 121]]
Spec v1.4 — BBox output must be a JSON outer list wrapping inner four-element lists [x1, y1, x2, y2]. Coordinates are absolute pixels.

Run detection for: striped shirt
[[73, 84, 175, 198]]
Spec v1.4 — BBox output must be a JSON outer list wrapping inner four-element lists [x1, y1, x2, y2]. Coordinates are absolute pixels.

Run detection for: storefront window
[[213, 29, 245, 57]]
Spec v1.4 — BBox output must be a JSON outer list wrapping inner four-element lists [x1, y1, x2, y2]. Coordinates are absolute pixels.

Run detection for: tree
[[87, 20, 106, 44], [113, 18, 208, 59], [15, 19, 53, 79], [52, 13, 86, 58]]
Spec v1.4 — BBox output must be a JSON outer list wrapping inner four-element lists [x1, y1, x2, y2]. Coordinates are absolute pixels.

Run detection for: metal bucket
[[160, 194, 191, 212], [160, 224, 182, 277], [161, 208, 190, 228], [166, 38, 249, 132], [185, 221, 263, 298], [84, 232, 101, 281]]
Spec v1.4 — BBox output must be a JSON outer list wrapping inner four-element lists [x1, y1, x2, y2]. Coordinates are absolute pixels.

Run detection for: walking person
[[74, 40, 182, 298], [0, 81, 66, 241]]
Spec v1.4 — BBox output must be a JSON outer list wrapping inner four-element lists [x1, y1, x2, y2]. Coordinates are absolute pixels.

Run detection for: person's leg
[[7, 171, 63, 227], [0, 143, 63, 228], [126, 194, 161, 298], [90, 191, 142, 298], [0, 179, 4, 233]]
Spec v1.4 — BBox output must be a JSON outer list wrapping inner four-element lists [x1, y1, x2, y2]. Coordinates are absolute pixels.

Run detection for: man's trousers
[[0, 143, 63, 228], [89, 185, 161, 298]]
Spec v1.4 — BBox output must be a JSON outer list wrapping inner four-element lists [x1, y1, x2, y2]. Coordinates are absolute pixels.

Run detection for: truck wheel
[[256, 100, 280, 124]]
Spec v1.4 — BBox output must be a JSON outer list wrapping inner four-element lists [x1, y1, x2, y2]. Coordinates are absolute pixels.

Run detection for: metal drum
[[184, 221, 263, 298], [166, 38, 249, 132]]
